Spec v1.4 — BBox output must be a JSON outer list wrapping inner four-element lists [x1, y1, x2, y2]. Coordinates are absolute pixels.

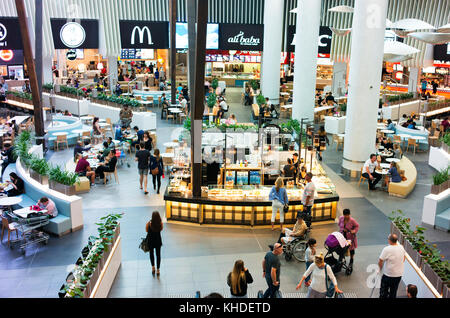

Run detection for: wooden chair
[[358, 168, 370, 189], [428, 130, 441, 147], [393, 135, 403, 149], [55, 135, 68, 151], [336, 136, 344, 151], [178, 107, 187, 124], [166, 110, 175, 122], [104, 168, 119, 185], [406, 138, 418, 154], [1, 216, 19, 246], [81, 130, 91, 143]]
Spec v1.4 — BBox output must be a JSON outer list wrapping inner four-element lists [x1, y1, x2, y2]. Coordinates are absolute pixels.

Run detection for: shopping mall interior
[[0, 0, 449, 301]]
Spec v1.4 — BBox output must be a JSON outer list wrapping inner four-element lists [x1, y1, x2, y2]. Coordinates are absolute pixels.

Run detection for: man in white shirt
[[362, 154, 381, 190], [378, 234, 405, 298], [301, 173, 315, 226], [179, 95, 187, 110], [219, 98, 228, 112]]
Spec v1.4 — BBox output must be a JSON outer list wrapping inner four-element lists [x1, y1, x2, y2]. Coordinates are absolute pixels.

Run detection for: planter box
[[442, 143, 448, 153], [30, 170, 48, 185], [443, 283, 450, 298], [49, 180, 76, 196], [422, 262, 444, 294], [431, 184, 440, 195], [404, 239, 418, 261]]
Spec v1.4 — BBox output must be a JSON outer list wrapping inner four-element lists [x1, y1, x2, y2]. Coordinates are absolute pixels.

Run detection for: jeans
[[271, 199, 284, 223], [263, 276, 280, 298], [379, 275, 401, 298], [152, 174, 161, 192], [149, 246, 161, 269], [306, 287, 327, 298], [362, 171, 382, 189], [305, 261, 313, 283]]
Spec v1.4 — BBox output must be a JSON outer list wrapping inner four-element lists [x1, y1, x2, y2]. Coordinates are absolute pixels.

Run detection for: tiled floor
[[0, 87, 446, 298]]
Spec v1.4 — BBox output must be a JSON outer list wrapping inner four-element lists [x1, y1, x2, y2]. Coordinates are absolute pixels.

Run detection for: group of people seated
[[74, 146, 117, 186], [399, 114, 419, 130], [316, 91, 338, 107], [362, 153, 402, 191]]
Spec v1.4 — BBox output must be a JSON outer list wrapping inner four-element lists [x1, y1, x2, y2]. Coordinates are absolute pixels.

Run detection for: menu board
[[120, 48, 155, 60]]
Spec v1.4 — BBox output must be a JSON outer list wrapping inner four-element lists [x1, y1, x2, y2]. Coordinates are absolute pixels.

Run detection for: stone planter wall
[[30, 170, 48, 185], [49, 180, 76, 196]]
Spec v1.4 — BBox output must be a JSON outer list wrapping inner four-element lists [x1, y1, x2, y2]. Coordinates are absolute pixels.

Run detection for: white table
[[164, 142, 179, 148], [281, 105, 292, 109], [410, 136, 426, 141], [397, 134, 412, 139], [80, 116, 93, 123], [53, 132, 68, 137], [8, 116, 30, 125], [13, 207, 47, 218], [72, 129, 91, 137], [380, 129, 395, 134], [380, 163, 391, 169], [324, 116, 346, 134], [99, 122, 110, 128], [386, 158, 400, 163], [138, 100, 153, 105], [280, 92, 289, 96], [337, 134, 345, 138], [0, 196, 22, 213]]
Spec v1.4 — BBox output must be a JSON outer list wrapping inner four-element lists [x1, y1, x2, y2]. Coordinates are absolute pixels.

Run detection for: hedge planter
[[30, 170, 48, 185], [443, 284, 450, 298], [49, 180, 76, 196], [390, 223, 404, 244], [404, 239, 418, 263], [442, 143, 449, 153], [422, 262, 443, 294], [431, 184, 441, 195]]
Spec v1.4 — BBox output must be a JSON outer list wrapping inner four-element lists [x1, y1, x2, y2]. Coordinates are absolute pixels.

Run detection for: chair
[[358, 168, 370, 189], [178, 108, 187, 124], [103, 118, 113, 136], [406, 138, 417, 154], [428, 130, 441, 147], [104, 168, 119, 185], [336, 136, 344, 151], [55, 134, 68, 151], [1, 216, 19, 246], [393, 135, 403, 149], [81, 130, 91, 143], [166, 110, 175, 122]]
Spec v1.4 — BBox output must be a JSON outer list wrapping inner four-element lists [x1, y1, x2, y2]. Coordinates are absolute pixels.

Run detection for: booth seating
[[15, 161, 83, 237], [388, 156, 417, 198], [434, 191, 450, 231], [395, 125, 430, 151]]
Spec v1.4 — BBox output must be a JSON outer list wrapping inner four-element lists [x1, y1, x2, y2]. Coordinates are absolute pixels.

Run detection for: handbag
[[139, 237, 149, 253], [324, 264, 335, 298], [151, 167, 159, 175], [283, 204, 289, 213]]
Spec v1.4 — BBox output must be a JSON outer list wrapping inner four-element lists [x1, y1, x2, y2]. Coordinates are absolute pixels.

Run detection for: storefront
[[163, 126, 339, 227]]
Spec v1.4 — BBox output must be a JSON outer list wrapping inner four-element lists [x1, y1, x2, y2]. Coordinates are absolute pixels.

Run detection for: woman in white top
[[296, 254, 343, 298]]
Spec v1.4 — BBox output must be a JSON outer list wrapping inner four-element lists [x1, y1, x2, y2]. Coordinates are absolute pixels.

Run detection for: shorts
[[139, 168, 149, 175], [77, 171, 87, 177]]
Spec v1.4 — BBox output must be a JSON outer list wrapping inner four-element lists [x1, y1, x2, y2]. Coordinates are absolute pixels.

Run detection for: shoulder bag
[[282, 189, 289, 213], [324, 264, 335, 298], [139, 236, 149, 253], [151, 158, 160, 175]]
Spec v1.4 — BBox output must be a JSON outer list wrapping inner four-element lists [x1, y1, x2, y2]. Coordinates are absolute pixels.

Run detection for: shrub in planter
[[29, 157, 49, 185], [390, 222, 404, 244], [431, 168, 448, 195], [48, 166, 79, 196], [422, 261, 443, 294], [443, 283, 450, 298]]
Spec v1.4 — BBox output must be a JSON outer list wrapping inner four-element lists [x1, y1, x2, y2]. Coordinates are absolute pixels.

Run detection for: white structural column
[[260, 0, 284, 104], [42, 56, 53, 85], [342, 0, 388, 174], [332, 62, 348, 97], [408, 67, 420, 97], [108, 56, 118, 92], [292, 0, 321, 122]]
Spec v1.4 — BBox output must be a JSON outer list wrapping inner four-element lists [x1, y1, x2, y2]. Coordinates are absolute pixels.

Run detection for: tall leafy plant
[[49, 166, 79, 186], [207, 92, 217, 108], [30, 157, 49, 176]]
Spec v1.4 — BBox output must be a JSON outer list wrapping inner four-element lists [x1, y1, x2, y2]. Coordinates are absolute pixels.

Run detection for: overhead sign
[[219, 24, 264, 51], [287, 25, 332, 56], [119, 20, 169, 49], [434, 43, 450, 62], [0, 49, 24, 65], [50, 19, 99, 49], [0, 17, 23, 50], [66, 49, 77, 61]]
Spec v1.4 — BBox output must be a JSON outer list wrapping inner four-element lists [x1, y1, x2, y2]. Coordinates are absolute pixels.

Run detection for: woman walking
[[146, 211, 163, 276], [150, 148, 164, 194], [269, 177, 289, 231], [296, 254, 343, 298], [92, 117, 103, 145], [227, 260, 253, 298], [338, 209, 359, 266]]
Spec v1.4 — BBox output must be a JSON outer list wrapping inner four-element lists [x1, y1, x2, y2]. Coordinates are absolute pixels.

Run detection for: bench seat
[[388, 156, 417, 198], [435, 208, 450, 232], [43, 214, 72, 236]]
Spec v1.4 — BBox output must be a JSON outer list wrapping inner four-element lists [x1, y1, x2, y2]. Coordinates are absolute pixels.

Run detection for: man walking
[[378, 234, 405, 298], [262, 243, 282, 298], [135, 143, 151, 195]]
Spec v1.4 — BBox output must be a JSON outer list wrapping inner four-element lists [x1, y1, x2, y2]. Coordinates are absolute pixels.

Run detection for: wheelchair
[[283, 227, 311, 262]]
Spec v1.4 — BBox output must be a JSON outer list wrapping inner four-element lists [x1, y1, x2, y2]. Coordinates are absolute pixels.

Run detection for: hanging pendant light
[[330, 28, 352, 36], [328, 5, 354, 13], [408, 32, 450, 45]]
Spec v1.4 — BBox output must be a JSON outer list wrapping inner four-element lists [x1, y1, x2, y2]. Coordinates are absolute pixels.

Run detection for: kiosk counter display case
[[164, 177, 338, 227]]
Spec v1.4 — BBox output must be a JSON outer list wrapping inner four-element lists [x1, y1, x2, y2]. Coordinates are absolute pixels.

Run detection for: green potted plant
[[440, 133, 450, 153], [256, 93, 265, 106], [29, 156, 49, 185], [431, 168, 448, 195], [211, 78, 219, 90], [48, 166, 79, 196], [207, 92, 217, 111], [248, 79, 259, 92]]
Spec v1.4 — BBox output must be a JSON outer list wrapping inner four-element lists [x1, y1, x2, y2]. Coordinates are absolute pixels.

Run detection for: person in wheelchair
[[273, 213, 308, 248]]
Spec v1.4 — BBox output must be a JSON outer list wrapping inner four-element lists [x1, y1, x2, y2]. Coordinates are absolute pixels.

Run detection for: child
[[304, 238, 317, 287]]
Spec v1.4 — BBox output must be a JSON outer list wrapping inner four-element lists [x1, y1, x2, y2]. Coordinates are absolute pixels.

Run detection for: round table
[[380, 152, 393, 157], [72, 129, 91, 137], [168, 108, 182, 113], [0, 196, 23, 213], [98, 122, 110, 128], [410, 136, 426, 141], [80, 116, 93, 124], [397, 134, 411, 139], [380, 130, 395, 135], [386, 158, 400, 163], [99, 119, 107, 123], [380, 163, 391, 169], [164, 142, 179, 148], [53, 132, 68, 137]]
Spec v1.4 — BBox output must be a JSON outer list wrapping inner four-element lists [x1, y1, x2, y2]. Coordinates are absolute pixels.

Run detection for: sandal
[[156, 269, 160, 276], [152, 266, 156, 275]]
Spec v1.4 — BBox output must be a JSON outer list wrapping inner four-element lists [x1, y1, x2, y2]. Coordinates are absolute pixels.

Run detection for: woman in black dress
[[146, 211, 163, 276], [150, 149, 164, 194], [143, 132, 153, 151], [0, 172, 25, 197]]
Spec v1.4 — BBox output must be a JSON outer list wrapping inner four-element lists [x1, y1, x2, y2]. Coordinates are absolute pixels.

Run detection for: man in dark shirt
[[325, 92, 335, 105], [262, 243, 282, 298], [135, 143, 150, 194], [292, 153, 300, 178], [73, 141, 88, 159], [131, 126, 144, 149], [1, 143, 16, 180], [75, 153, 96, 185], [95, 150, 118, 180]]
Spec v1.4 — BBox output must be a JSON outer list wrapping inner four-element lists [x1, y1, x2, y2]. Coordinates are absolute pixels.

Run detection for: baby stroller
[[324, 232, 353, 276]]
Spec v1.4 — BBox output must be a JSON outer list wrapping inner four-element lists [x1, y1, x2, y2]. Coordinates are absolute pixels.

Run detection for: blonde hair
[[314, 253, 325, 266], [275, 177, 284, 191], [230, 260, 246, 295]]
